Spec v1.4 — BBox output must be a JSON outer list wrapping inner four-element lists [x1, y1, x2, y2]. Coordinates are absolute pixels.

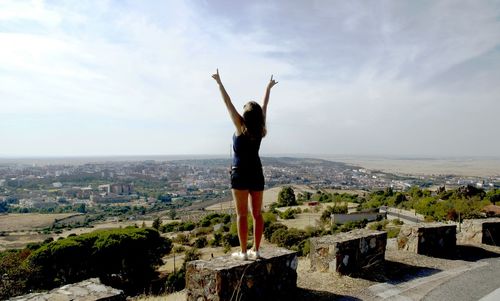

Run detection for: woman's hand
[[267, 75, 278, 90], [212, 69, 222, 85]]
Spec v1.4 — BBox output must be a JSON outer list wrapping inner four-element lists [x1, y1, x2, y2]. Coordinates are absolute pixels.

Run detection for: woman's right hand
[[267, 75, 278, 90], [212, 69, 222, 85]]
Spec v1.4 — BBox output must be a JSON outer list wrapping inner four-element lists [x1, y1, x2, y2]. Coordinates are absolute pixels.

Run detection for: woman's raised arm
[[212, 69, 243, 134], [262, 75, 278, 118]]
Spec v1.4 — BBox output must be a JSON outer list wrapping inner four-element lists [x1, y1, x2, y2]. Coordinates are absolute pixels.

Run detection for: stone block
[[309, 229, 387, 274], [186, 247, 298, 301], [9, 278, 124, 301], [458, 218, 500, 246], [397, 223, 456, 256]]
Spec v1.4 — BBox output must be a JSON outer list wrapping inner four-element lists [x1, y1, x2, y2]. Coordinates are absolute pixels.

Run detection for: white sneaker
[[248, 249, 261, 259], [231, 251, 248, 260]]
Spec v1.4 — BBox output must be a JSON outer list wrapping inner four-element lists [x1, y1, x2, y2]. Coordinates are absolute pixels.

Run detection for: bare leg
[[249, 190, 264, 251], [232, 189, 249, 253]]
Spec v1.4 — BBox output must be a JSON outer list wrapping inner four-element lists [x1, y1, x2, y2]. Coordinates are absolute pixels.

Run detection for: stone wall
[[397, 223, 456, 256], [309, 229, 387, 274], [186, 247, 297, 301], [9, 278, 124, 301], [331, 212, 386, 224], [458, 218, 500, 246]]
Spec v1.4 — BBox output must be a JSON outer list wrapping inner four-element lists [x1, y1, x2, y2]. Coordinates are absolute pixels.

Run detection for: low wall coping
[[312, 229, 386, 244]]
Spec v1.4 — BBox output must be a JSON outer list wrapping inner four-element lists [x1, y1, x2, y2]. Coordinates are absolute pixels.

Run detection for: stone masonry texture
[[458, 218, 500, 246], [186, 247, 298, 301], [398, 223, 456, 256], [8, 278, 125, 301], [309, 229, 387, 274]]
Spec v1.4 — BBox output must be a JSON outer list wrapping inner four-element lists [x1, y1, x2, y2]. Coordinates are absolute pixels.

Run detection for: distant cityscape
[[1, 157, 499, 212]]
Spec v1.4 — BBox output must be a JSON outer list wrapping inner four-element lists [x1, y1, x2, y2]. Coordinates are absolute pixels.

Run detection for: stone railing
[[8, 278, 124, 301], [397, 223, 456, 256], [458, 218, 500, 246], [186, 247, 298, 301], [309, 229, 387, 274]]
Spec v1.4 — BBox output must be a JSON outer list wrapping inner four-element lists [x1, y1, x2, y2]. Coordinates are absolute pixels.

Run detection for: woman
[[212, 69, 278, 260]]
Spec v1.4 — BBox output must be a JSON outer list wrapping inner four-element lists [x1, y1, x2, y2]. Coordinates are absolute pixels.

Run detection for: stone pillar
[[397, 223, 456, 256], [458, 218, 500, 246], [309, 229, 387, 274], [186, 247, 298, 301]]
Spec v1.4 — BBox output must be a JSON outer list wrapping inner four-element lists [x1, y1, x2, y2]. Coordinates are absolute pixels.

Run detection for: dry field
[[0, 214, 177, 251], [0, 213, 78, 232], [0, 213, 78, 250], [278, 213, 322, 230], [205, 185, 288, 211], [205, 184, 359, 212]]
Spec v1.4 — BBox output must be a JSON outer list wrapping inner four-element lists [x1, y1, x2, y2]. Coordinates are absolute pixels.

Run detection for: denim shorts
[[230, 166, 265, 191]]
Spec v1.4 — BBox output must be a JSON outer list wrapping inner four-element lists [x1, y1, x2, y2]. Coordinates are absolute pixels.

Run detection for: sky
[[0, 0, 499, 158]]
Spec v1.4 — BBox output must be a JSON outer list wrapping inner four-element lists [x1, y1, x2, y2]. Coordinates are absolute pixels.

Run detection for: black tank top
[[232, 133, 262, 170]]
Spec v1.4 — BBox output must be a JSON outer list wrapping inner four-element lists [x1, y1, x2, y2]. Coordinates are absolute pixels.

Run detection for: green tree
[[0, 201, 9, 213], [280, 208, 296, 220], [486, 189, 500, 205], [277, 186, 297, 207], [169, 209, 177, 220], [27, 228, 172, 295], [152, 217, 162, 230]]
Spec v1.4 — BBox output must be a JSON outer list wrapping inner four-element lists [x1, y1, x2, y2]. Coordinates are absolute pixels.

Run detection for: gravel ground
[[297, 239, 500, 300]]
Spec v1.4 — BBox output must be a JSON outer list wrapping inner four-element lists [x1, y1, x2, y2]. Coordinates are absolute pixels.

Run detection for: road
[[368, 257, 500, 300], [386, 210, 423, 224], [423, 257, 500, 301], [381, 207, 425, 224]]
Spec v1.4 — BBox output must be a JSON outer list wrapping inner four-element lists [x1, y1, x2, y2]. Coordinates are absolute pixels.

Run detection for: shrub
[[173, 245, 186, 254], [193, 236, 208, 248], [280, 208, 296, 220], [369, 220, 389, 231], [0, 249, 34, 300], [339, 219, 367, 232], [296, 239, 310, 257], [222, 232, 239, 248], [320, 205, 347, 223], [193, 226, 213, 237], [304, 225, 322, 238], [271, 228, 307, 249], [27, 228, 171, 295], [208, 232, 223, 247], [264, 223, 288, 241], [262, 212, 277, 227], [387, 228, 400, 239], [174, 233, 190, 245], [391, 219, 404, 226]]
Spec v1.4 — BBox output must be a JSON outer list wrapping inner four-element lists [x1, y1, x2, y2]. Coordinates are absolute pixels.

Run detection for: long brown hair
[[242, 101, 267, 139]]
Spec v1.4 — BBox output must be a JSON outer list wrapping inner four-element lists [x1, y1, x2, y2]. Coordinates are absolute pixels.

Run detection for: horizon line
[[1, 153, 500, 160]]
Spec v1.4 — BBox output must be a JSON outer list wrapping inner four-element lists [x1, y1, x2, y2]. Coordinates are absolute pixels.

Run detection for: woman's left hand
[[212, 69, 222, 85]]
